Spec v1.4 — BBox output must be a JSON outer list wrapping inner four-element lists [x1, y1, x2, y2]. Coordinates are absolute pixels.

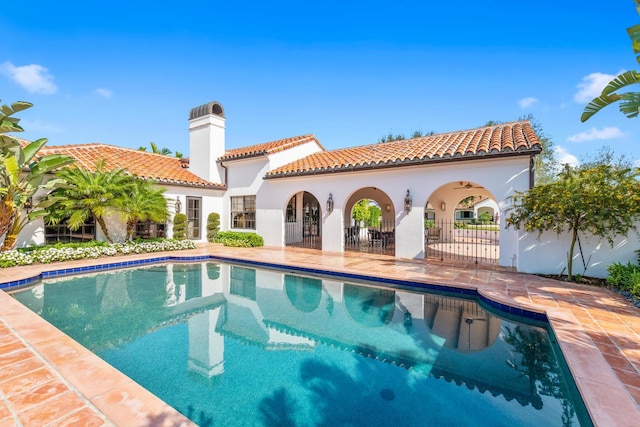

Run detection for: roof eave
[[264, 148, 542, 180]]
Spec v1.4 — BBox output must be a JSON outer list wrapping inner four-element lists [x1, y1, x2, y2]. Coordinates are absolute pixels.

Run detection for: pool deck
[[0, 245, 639, 426]]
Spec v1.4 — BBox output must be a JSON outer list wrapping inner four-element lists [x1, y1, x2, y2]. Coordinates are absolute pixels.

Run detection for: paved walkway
[[0, 245, 639, 426]]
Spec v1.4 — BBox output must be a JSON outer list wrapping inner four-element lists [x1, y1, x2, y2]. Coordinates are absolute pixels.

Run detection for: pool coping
[[1, 247, 639, 426]]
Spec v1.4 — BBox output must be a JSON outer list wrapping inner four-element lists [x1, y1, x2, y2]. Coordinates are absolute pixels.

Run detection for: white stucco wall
[[257, 156, 533, 264], [222, 140, 323, 235], [515, 225, 640, 278], [14, 184, 223, 247]]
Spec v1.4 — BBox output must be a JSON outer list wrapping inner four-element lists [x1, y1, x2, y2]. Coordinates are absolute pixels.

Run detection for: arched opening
[[343, 187, 395, 255], [284, 275, 322, 313], [284, 191, 322, 249], [424, 181, 500, 265]]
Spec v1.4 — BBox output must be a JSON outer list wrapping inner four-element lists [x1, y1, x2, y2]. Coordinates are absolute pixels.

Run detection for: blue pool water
[[11, 261, 591, 426]]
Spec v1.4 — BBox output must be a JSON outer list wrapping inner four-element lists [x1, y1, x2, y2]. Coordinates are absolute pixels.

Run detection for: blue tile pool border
[[0, 253, 547, 322]]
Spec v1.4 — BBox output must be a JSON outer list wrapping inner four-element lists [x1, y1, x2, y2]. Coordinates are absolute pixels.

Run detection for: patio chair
[[368, 229, 387, 249], [425, 227, 441, 243]]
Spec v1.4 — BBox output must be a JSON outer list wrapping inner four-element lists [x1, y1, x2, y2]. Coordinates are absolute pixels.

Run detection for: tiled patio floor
[[1, 245, 639, 426]]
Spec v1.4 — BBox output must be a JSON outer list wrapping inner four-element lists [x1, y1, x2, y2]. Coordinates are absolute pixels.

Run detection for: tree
[[0, 100, 75, 251], [485, 116, 557, 184], [44, 160, 133, 243], [351, 199, 370, 224], [581, 1, 640, 122], [506, 162, 640, 280], [206, 212, 220, 242], [378, 129, 436, 143], [118, 178, 168, 241], [173, 213, 187, 239]]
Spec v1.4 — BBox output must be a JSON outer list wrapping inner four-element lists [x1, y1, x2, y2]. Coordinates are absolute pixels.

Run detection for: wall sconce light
[[326, 193, 334, 213], [404, 189, 412, 214], [175, 198, 182, 213], [441, 202, 446, 211], [385, 204, 391, 212], [24, 197, 33, 213]]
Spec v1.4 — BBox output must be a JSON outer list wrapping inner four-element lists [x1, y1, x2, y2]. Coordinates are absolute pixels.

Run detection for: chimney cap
[[189, 101, 224, 120]]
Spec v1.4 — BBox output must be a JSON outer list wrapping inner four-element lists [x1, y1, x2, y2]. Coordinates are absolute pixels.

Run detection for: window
[[186, 197, 202, 239], [134, 221, 166, 239], [231, 195, 256, 229], [45, 216, 96, 244]]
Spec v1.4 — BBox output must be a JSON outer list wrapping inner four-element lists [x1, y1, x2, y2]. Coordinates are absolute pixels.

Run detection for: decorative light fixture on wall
[[385, 204, 391, 212], [404, 190, 412, 213], [326, 193, 334, 213], [175, 198, 182, 213], [441, 202, 446, 211]]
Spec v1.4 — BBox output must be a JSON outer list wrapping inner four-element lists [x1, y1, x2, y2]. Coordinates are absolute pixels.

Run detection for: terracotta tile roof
[[220, 134, 324, 161], [265, 121, 542, 179], [39, 143, 224, 188]]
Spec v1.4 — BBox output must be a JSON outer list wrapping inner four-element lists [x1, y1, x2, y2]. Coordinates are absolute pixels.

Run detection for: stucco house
[[16, 101, 542, 265]]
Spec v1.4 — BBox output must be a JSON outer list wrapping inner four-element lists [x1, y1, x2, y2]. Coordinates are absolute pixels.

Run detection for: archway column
[[395, 201, 425, 259]]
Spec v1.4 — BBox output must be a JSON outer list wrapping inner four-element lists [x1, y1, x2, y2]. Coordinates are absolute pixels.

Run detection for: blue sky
[[2, 1, 639, 166]]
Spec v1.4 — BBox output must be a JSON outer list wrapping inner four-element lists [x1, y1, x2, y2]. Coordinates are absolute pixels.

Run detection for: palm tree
[[581, 71, 640, 122], [45, 160, 133, 243], [0, 100, 75, 251], [138, 141, 172, 156], [118, 178, 168, 241], [581, 3, 640, 122]]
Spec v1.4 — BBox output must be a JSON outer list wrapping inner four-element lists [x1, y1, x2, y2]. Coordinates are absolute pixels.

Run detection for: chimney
[[188, 101, 226, 183]]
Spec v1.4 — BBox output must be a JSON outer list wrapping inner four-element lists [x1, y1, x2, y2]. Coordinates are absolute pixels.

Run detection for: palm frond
[[581, 93, 622, 122]]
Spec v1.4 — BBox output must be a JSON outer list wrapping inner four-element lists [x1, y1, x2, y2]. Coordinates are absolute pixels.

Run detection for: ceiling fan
[[453, 181, 483, 190]]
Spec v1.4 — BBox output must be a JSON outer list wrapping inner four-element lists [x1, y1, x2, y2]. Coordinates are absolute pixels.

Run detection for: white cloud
[[0, 61, 57, 94], [566, 126, 623, 142], [518, 97, 538, 109], [94, 88, 113, 99], [634, 159, 640, 168], [574, 72, 621, 103], [554, 146, 580, 168]]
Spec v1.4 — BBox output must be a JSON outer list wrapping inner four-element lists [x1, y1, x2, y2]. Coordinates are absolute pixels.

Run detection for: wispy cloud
[[94, 88, 113, 99], [554, 146, 580, 167], [567, 126, 623, 142], [0, 61, 57, 94], [518, 97, 538, 109], [20, 119, 63, 134], [574, 72, 620, 103], [634, 159, 640, 168]]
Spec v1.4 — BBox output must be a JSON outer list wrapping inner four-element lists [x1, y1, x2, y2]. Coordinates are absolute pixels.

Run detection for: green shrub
[[173, 213, 188, 240], [607, 261, 640, 295], [454, 221, 467, 229], [478, 212, 493, 224], [207, 212, 221, 242], [214, 231, 264, 247], [424, 219, 435, 229]]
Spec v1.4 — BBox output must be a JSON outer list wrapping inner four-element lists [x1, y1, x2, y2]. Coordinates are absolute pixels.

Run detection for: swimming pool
[[11, 261, 591, 426]]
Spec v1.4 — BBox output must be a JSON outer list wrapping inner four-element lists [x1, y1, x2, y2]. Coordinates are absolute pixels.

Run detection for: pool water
[[12, 262, 591, 426]]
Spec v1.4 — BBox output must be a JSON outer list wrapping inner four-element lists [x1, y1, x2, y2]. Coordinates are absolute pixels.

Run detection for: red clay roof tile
[[39, 143, 223, 188], [220, 134, 324, 161], [265, 121, 542, 178]]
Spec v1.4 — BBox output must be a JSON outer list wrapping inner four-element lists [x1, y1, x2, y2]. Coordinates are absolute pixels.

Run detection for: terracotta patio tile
[[0, 340, 27, 356], [32, 335, 87, 366], [0, 401, 11, 421], [53, 406, 107, 427], [6, 378, 69, 413], [0, 355, 44, 382], [0, 366, 57, 398], [0, 348, 35, 370], [56, 353, 133, 399], [17, 391, 87, 427]]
